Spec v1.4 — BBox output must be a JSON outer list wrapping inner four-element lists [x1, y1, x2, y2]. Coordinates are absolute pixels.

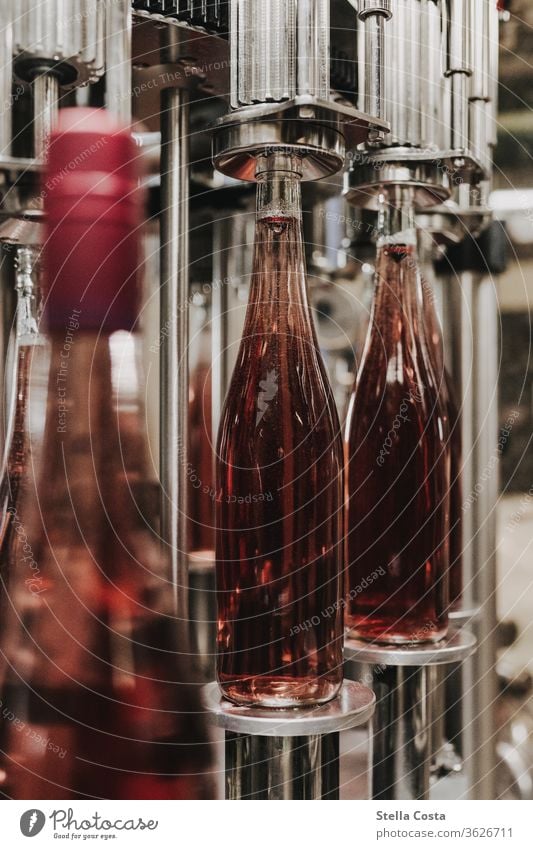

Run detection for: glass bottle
[[216, 152, 344, 707], [0, 109, 212, 800], [0, 247, 45, 625], [420, 267, 463, 608], [345, 186, 449, 644]]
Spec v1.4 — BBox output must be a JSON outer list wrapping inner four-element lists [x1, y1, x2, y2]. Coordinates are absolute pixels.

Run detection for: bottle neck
[[14, 247, 43, 345], [256, 154, 303, 223], [247, 153, 311, 315], [377, 186, 417, 249], [368, 187, 423, 351]]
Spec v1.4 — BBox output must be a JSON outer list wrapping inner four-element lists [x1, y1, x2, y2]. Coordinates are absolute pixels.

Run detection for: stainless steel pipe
[[33, 72, 59, 161], [0, 2, 12, 156], [372, 664, 430, 800], [420, 0, 445, 152], [105, 0, 132, 123], [470, 0, 497, 102], [444, 0, 471, 75], [357, 1, 392, 122], [383, 0, 422, 147], [442, 271, 476, 610], [160, 85, 190, 621], [470, 271, 499, 799], [439, 266, 499, 799]]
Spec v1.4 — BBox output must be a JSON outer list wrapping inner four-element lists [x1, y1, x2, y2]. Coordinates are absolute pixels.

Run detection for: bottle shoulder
[[219, 359, 341, 448], [345, 361, 446, 453]]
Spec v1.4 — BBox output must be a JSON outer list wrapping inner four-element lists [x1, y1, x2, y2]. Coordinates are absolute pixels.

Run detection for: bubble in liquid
[[263, 216, 289, 236]]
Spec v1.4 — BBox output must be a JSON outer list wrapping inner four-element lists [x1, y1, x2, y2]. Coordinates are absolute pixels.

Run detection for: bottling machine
[[0, 0, 505, 801]]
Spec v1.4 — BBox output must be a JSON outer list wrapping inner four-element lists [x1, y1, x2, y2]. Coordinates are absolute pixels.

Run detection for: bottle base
[[217, 675, 342, 708], [346, 618, 448, 645]]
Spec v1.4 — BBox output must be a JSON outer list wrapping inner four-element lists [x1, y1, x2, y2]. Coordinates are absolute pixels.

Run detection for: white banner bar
[[0, 800, 529, 848]]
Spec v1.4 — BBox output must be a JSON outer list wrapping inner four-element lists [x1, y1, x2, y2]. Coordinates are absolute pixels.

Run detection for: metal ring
[[204, 680, 376, 736], [213, 122, 345, 182], [358, 0, 393, 21], [344, 628, 477, 667]]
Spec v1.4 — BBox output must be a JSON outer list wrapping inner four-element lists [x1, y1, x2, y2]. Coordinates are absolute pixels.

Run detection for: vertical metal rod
[[105, 0, 132, 124], [0, 2, 12, 156], [363, 14, 386, 120], [160, 87, 190, 622], [442, 273, 475, 608], [441, 272, 476, 775], [470, 271, 498, 800], [297, 0, 313, 97], [444, 0, 471, 74], [357, 1, 391, 124], [449, 72, 469, 151], [297, 0, 330, 100], [33, 73, 59, 161], [441, 270, 498, 798], [428, 666, 447, 770]]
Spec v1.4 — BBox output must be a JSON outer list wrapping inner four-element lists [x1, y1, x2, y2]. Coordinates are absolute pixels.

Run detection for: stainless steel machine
[[0, 0, 506, 800]]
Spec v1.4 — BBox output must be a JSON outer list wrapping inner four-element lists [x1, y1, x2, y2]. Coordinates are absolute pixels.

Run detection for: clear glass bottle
[[216, 152, 344, 706], [0, 247, 45, 625], [0, 109, 213, 800], [345, 186, 450, 644]]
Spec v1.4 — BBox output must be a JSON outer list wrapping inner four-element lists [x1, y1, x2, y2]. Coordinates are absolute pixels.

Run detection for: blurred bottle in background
[[0, 109, 213, 800]]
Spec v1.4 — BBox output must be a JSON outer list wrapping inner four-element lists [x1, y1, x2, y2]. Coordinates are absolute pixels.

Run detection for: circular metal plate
[[204, 679, 375, 736], [213, 120, 345, 182], [344, 628, 477, 668], [344, 159, 452, 210]]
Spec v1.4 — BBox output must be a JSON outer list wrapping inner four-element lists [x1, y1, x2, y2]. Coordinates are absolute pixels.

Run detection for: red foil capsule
[[44, 108, 143, 333]]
